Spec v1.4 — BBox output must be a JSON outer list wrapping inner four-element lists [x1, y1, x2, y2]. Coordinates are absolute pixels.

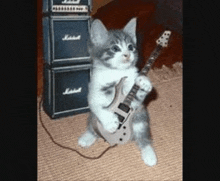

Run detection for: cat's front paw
[[78, 131, 97, 148], [141, 145, 157, 167], [102, 113, 119, 133], [135, 75, 152, 93]]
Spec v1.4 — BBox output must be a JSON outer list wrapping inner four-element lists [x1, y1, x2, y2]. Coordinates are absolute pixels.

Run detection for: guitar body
[[92, 77, 135, 145]]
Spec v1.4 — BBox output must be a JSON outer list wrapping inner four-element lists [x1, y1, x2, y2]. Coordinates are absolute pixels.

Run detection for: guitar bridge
[[115, 112, 125, 123], [114, 112, 125, 129]]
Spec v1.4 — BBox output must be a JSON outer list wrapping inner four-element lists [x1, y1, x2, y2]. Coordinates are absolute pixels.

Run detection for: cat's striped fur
[[78, 18, 157, 166]]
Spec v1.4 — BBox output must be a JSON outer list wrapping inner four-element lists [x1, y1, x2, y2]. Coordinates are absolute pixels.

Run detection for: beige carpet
[[38, 62, 182, 181]]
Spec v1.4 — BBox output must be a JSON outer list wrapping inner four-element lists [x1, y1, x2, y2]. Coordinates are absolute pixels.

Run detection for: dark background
[[3, 0, 219, 180]]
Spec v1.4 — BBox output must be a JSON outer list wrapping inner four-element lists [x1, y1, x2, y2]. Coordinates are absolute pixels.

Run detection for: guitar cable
[[38, 96, 118, 160]]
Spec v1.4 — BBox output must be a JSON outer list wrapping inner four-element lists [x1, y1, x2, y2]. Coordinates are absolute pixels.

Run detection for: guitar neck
[[140, 44, 163, 76], [123, 44, 163, 106]]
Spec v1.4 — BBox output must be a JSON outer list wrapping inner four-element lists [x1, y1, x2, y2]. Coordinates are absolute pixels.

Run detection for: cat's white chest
[[93, 68, 138, 85]]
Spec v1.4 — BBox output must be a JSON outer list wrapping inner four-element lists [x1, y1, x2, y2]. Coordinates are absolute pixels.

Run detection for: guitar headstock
[[156, 30, 171, 47]]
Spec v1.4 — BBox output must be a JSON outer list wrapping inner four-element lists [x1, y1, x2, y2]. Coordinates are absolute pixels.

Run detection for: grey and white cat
[[78, 18, 157, 166]]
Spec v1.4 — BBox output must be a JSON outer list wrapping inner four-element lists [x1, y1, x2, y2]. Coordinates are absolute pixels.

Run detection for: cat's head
[[89, 18, 138, 69]]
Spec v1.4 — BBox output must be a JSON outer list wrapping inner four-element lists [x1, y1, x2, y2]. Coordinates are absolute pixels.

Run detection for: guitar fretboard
[[122, 44, 163, 106], [141, 45, 163, 75]]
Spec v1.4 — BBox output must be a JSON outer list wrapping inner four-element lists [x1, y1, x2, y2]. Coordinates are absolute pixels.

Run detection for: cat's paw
[[135, 75, 152, 93], [141, 145, 157, 167], [78, 131, 97, 148], [102, 113, 119, 133]]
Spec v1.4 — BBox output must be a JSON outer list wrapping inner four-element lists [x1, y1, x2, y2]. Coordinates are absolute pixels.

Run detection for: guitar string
[[38, 96, 118, 160], [124, 45, 163, 106], [124, 84, 140, 105]]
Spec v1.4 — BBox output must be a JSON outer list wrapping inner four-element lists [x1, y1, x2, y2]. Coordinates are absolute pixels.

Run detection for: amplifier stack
[[42, 0, 93, 119]]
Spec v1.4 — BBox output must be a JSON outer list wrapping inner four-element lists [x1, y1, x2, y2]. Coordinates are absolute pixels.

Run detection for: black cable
[[38, 96, 117, 160]]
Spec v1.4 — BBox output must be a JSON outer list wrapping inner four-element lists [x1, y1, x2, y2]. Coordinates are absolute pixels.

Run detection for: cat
[[78, 18, 157, 166]]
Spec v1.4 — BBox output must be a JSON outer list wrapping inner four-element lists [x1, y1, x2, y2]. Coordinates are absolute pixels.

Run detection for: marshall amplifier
[[43, 64, 91, 119], [43, 16, 91, 67], [43, 0, 92, 14]]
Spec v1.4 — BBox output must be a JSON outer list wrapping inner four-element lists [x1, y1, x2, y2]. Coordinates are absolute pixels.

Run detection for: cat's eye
[[111, 45, 121, 52], [128, 44, 135, 51]]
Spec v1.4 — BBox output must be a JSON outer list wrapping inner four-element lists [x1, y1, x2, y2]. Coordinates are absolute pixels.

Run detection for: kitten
[[78, 18, 157, 166]]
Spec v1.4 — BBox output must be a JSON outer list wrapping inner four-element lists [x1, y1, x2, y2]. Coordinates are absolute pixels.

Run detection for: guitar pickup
[[118, 103, 130, 113]]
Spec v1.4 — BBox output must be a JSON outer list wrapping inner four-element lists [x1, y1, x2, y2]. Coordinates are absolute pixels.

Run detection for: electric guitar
[[92, 30, 172, 145]]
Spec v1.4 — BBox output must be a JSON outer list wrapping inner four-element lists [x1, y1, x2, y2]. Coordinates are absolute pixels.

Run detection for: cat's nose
[[123, 53, 130, 58]]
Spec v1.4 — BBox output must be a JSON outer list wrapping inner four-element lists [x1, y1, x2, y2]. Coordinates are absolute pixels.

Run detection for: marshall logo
[[62, 35, 81, 41], [62, 0, 81, 4], [63, 87, 82, 95]]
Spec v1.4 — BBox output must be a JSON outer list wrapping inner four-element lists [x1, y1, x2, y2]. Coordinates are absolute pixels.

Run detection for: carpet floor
[[38, 62, 182, 181]]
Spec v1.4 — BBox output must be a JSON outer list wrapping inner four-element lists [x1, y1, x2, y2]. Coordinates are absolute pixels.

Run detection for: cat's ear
[[123, 18, 137, 44], [90, 19, 108, 46]]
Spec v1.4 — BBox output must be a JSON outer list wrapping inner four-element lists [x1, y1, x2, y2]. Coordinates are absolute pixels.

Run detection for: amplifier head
[[43, 0, 92, 14]]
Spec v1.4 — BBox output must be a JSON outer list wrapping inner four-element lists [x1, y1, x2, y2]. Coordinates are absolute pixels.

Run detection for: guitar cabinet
[[42, 1, 92, 119], [43, 64, 91, 119], [43, 0, 92, 14], [42, 16, 91, 67]]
